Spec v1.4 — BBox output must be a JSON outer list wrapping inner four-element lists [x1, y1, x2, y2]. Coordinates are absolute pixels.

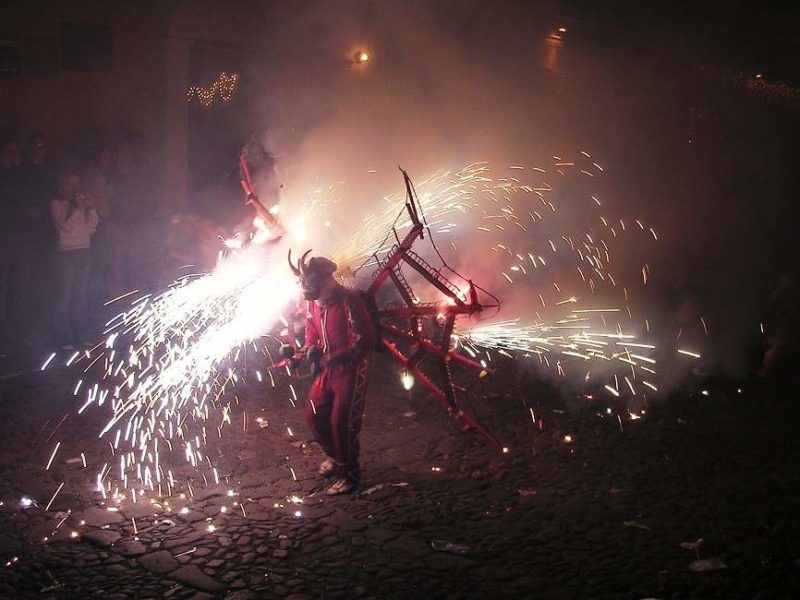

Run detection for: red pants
[[306, 359, 369, 482]]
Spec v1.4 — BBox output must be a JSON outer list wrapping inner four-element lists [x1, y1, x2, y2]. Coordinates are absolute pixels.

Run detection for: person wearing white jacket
[[50, 169, 98, 349]]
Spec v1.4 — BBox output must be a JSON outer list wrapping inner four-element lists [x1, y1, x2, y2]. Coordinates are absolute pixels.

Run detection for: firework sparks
[[459, 313, 657, 396], [71, 235, 301, 496], [57, 152, 675, 501], [334, 157, 663, 399]]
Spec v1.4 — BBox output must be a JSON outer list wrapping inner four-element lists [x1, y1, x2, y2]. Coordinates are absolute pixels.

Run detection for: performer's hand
[[307, 345, 323, 375]]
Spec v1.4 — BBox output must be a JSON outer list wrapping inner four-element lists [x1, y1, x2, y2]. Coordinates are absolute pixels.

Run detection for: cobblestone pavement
[[1, 354, 799, 599]]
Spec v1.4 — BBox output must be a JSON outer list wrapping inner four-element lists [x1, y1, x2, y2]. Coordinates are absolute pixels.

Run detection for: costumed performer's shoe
[[326, 478, 358, 496]]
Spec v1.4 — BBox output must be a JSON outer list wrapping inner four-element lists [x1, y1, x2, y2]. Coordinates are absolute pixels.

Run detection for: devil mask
[[288, 249, 337, 300]]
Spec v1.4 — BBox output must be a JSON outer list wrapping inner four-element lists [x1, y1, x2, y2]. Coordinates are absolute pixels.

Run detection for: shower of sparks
[[47, 153, 686, 501], [458, 315, 657, 396], [71, 235, 300, 497], [330, 156, 667, 398], [331, 159, 659, 312]]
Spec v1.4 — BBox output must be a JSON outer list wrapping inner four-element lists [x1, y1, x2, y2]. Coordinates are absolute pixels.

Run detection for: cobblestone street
[[1, 355, 798, 599]]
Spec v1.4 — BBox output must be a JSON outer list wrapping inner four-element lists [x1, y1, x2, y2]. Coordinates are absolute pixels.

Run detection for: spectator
[[109, 132, 159, 296], [83, 144, 115, 316], [0, 138, 23, 349], [21, 131, 57, 236], [19, 131, 57, 343], [50, 168, 98, 349], [82, 145, 113, 220]]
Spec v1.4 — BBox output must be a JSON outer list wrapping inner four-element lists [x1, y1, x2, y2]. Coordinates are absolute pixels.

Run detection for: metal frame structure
[[365, 169, 503, 452], [248, 155, 504, 452]]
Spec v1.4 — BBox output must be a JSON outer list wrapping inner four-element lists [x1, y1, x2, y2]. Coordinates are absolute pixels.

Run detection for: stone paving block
[[192, 485, 229, 502], [224, 592, 258, 600], [163, 530, 208, 549], [177, 510, 206, 523], [0, 535, 21, 554], [120, 503, 159, 519], [138, 550, 179, 574], [168, 564, 225, 592], [76, 507, 124, 527], [82, 529, 121, 547], [117, 539, 147, 556]]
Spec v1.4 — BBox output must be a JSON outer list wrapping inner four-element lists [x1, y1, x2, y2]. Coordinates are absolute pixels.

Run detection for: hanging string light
[[187, 72, 240, 108]]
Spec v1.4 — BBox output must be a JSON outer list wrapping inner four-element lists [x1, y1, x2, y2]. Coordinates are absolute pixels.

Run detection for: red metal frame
[[262, 159, 505, 453], [239, 151, 285, 238], [365, 169, 503, 452]]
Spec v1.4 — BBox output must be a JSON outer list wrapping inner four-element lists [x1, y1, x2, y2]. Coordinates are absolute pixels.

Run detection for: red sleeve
[[304, 301, 321, 348]]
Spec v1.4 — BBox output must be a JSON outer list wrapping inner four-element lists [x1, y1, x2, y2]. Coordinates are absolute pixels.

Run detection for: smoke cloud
[[232, 1, 798, 386]]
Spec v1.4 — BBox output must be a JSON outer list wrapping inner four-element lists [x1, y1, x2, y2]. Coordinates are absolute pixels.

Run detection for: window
[[60, 22, 112, 71]]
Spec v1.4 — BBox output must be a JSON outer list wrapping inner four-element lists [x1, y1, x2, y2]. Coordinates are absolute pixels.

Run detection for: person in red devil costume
[[288, 250, 374, 495]]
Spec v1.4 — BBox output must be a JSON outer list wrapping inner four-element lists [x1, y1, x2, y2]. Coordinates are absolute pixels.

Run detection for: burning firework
[[47, 151, 676, 502]]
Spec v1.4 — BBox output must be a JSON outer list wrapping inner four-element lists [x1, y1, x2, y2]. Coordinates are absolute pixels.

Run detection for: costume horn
[[299, 249, 313, 274], [287, 249, 301, 276]]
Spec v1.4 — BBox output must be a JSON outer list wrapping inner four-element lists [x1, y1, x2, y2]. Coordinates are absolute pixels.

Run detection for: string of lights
[[187, 72, 240, 108]]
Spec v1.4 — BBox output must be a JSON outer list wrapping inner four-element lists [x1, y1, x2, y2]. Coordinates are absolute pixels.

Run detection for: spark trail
[[56, 152, 672, 499]]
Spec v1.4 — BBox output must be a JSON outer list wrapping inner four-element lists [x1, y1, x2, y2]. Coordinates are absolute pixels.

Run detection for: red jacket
[[304, 286, 375, 368]]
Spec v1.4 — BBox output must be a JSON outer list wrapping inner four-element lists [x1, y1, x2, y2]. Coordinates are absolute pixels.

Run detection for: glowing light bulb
[[401, 371, 415, 390]]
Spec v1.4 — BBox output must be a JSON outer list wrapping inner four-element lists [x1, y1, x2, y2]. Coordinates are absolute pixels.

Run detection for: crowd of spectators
[[0, 131, 160, 354]]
